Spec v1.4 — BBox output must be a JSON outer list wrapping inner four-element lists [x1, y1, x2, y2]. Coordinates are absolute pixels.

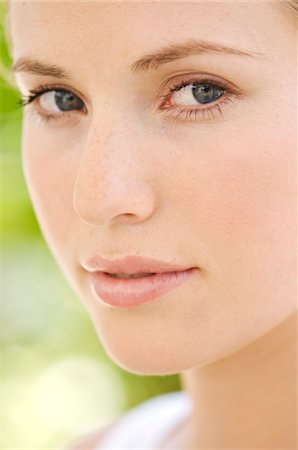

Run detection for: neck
[[181, 311, 297, 447]]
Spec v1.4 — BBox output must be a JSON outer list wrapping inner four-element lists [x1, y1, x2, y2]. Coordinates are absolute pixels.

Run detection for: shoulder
[[65, 423, 115, 450]]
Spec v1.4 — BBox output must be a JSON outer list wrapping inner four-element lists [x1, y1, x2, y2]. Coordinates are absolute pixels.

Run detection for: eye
[[39, 90, 85, 113], [172, 82, 225, 106], [158, 75, 242, 123], [19, 85, 86, 123]]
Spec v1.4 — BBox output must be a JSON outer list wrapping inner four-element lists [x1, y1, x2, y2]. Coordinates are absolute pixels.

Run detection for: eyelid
[[25, 107, 87, 129], [157, 72, 243, 100]]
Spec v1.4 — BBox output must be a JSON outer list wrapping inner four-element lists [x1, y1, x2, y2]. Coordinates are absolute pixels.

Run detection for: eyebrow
[[12, 58, 71, 78], [131, 38, 264, 73], [12, 38, 264, 78]]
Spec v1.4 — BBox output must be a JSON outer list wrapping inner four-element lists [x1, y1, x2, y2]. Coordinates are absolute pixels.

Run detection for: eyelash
[[18, 76, 241, 126]]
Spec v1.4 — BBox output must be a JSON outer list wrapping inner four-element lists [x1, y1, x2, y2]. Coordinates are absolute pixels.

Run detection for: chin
[[93, 326, 205, 376], [103, 348, 193, 376]]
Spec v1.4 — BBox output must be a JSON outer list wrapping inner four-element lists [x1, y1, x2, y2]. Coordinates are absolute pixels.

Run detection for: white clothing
[[96, 390, 192, 449]]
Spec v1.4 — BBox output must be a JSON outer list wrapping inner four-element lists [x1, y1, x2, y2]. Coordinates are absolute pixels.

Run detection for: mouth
[[89, 268, 198, 308], [106, 272, 156, 278]]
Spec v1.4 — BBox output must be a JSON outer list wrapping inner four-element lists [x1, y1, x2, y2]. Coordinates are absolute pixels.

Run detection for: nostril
[[113, 212, 138, 223]]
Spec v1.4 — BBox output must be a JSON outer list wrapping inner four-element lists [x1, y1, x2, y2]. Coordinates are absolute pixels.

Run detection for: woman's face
[[9, 1, 296, 375]]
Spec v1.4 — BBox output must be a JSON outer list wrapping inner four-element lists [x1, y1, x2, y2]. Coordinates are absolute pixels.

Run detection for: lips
[[89, 268, 197, 307], [82, 255, 198, 308]]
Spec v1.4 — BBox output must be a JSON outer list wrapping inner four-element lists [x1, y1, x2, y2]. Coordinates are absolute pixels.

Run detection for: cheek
[[22, 125, 79, 253], [184, 127, 296, 316], [183, 123, 296, 249]]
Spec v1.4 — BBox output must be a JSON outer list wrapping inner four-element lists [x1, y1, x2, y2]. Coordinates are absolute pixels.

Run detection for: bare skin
[[180, 312, 297, 448], [8, 1, 297, 447]]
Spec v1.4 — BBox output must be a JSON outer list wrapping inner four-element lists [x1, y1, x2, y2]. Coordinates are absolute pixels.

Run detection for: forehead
[[8, 2, 282, 52], [8, 1, 292, 82]]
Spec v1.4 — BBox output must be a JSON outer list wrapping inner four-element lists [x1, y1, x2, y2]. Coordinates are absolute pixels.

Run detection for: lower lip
[[89, 268, 197, 308]]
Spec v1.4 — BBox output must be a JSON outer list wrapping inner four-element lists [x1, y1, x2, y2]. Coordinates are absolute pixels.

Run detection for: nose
[[73, 124, 156, 227]]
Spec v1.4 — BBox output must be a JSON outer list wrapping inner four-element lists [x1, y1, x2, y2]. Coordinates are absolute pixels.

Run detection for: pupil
[[192, 83, 224, 104], [54, 91, 84, 111]]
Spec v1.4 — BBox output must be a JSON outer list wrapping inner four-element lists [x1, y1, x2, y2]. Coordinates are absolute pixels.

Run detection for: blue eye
[[169, 80, 226, 107], [35, 89, 85, 113], [52, 90, 85, 111], [159, 75, 242, 123], [191, 82, 225, 104], [19, 86, 85, 117]]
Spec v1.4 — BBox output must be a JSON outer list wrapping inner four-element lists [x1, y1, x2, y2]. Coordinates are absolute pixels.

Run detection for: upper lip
[[81, 255, 195, 274]]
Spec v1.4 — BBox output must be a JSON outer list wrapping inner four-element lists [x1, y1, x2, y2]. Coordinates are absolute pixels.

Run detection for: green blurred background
[[0, 3, 180, 449]]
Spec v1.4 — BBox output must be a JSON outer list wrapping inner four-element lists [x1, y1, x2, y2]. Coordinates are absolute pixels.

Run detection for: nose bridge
[[77, 116, 143, 189], [73, 117, 156, 227]]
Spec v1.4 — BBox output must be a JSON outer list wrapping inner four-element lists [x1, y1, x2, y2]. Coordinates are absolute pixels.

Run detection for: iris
[[192, 83, 225, 104], [54, 91, 84, 111]]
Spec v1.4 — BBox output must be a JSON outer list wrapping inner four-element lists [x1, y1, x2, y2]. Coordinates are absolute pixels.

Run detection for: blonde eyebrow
[[12, 38, 264, 78], [130, 38, 264, 74], [12, 58, 71, 78]]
